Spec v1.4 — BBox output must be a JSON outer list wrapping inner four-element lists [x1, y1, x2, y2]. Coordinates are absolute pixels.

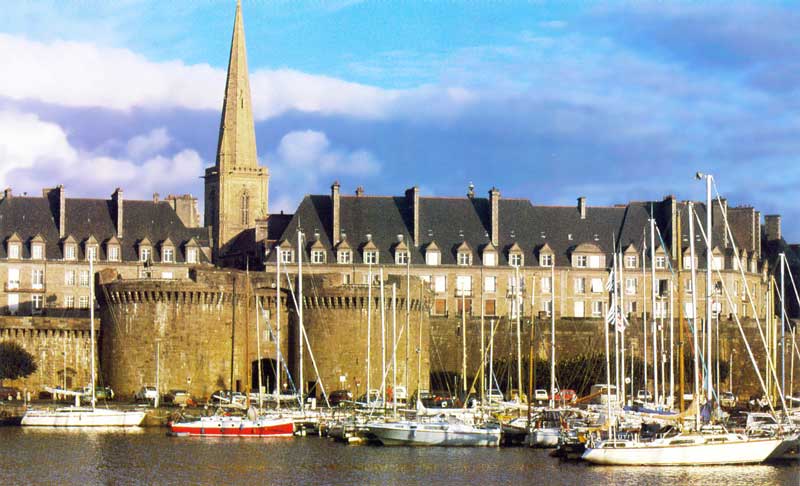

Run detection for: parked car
[[327, 389, 353, 407], [533, 389, 549, 402], [81, 386, 114, 401], [164, 389, 193, 406], [135, 386, 158, 402], [719, 391, 737, 408], [552, 389, 576, 403], [0, 386, 20, 400]]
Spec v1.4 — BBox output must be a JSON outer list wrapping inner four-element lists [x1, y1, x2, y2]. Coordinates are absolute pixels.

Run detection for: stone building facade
[[1, 1, 796, 402]]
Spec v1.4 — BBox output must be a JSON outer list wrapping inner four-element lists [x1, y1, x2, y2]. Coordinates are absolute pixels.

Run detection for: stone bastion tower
[[98, 268, 431, 399]]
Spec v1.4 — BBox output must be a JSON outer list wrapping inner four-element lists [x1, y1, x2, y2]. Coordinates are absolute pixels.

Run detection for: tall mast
[[405, 258, 410, 402], [677, 207, 685, 415], [549, 263, 556, 408], [462, 283, 467, 397], [276, 243, 281, 409], [89, 254, 96, 409], [650, 215, 659, 405], [392, 283, 397, 415], [781, 253, 786, 403], [705, 174, 713, 402], [619, 249, 626, 405], [297, 230, 304, 412], [688, 202, 701, 428], [515, 263, 522, 400], [669, 276, 675, 408], [255, 292, 263, 410], [480, 269, 486, 406], [642, 237, 648, 399], [613, 250, 620, 402], [367, 263, 372, 403], [380, 268, 386, 405]]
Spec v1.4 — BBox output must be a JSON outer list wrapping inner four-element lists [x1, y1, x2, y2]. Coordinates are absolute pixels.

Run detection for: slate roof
[[0, 196, 209, 262], [262, 191, 764, 271]]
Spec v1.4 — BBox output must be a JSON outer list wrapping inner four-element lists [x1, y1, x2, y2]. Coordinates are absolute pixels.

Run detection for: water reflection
[[0, 428, 796, 486]]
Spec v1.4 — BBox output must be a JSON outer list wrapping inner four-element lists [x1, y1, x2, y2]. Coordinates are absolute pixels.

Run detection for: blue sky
[[1, 1, 799, 240]]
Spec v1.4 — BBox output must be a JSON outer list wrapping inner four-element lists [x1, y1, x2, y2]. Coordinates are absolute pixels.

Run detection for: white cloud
[[0, 33, 476, 122], [126, 127, 171, 159], [0, 110, 204, 200]]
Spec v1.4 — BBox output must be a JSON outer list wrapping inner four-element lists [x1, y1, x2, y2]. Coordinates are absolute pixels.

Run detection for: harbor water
[[0, 427, 797, 485]]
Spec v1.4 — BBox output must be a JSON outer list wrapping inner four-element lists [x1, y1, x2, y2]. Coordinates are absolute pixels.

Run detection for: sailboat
[[583, 179, 785, 465], [22, 256, 145, 427], [366, 415, 501, 446]]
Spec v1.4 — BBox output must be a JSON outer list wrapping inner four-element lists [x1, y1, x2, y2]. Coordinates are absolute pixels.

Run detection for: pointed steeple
[[216, 0, 258, 170]]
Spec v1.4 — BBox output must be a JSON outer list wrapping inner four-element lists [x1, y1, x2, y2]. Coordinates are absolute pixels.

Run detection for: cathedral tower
[[204, 0, 269, 259]]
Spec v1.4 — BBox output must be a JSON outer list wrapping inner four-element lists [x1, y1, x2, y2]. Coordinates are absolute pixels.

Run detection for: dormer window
[[31, 244, 43, 260], [395, 250, 409, 265], [311, 249, 326, 264], [337, 249, 352, 264], [655, 256, 666, 269], [483, 251, 497, 267], [8, 244, 19, 259], [364, 250, 379, 265], [279, 248, 294, 264], [575, 255, 587, 268], [162, 248, 174, 263], [140, 247, 151, 263], [712, 255, 724, 270], [425, 242, 441, 266], [86, 246, 98, 262], [457, 252, 471, 266], [65, 244, 76, 260], [540, 254, 553, 267], [624, 255, 637, 268], [509, 254, 522, 267], [108, 245, 120, 262], [186, 248, 198, 264]]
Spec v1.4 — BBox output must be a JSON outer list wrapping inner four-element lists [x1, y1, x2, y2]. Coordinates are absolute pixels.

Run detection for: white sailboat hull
[[367, 422, 501, 446], [582, 435, 782, 465], [21, 407, 146, 427], [528, 427, 560, 448]]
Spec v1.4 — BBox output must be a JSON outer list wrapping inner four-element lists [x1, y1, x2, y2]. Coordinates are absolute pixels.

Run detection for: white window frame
[[484, 276, 497, 293], [7, 293, 19, 314], [425, 251, 440, 266], [279, 249, 294, 264], [456, 275, 472, 296], [186, 248, 198, 264], [140, 247, 151, 263], [32, 269, 44, 290], [108, 245, 120, 262], [32, 244, 43, 260], [509, 253, 522, 267], [575, 255, 587, 268], [591, 301, 603, 317], [162, 247, 174, 263], [395, 250, 409, 265], [588, 255, 601, 268], [87, 246, 98, 262], [65, 245, 76, 261], [541, 276, 551, 294], [79, 295, 89, 309], [311, 249, 326, 264], [625, 277, 637, 295], [712, 255, 724, 270], [337, 250, 352, 264], [433, 275, 446, 294], [574, 301, 584, 318], [540, 254, 553, 267], [79, 270, 89, 287], [483, 252, 497, 267], [457, 252, 471, 266], [542, 299, 553, 316], [8, 244, 19, 259], [655, 255, 666, 269], [64, 295, 75, 309], [590, 278, 603, 293], [7, 268, 20, 289], [32, 294, 43, 313], [364, 250, 378, 265], [65, 270, 76, 286], [574, 277, 585, 294], [624, 255, 637, 269]]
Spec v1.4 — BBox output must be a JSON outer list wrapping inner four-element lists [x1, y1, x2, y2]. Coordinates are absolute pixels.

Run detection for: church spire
[[216, 0, 258, 170]]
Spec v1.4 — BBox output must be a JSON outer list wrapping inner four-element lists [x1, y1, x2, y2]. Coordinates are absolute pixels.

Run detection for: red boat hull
[[169, 417, 294, 437]]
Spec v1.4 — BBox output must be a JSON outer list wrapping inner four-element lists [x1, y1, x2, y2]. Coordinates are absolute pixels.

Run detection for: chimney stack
[[489, 187, 500, 246], [331, 181, 341, 245], [578, 196, 587, 220], [355, 186, 364, 197], [111, 188, 124, 239], [765, 214, 782, 241], [153, 192, 160, 204], [2, 188, 11, 201], [406, 186, 420, 245], [467, 183, 475, 199], [44, 185, 66, 238]]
